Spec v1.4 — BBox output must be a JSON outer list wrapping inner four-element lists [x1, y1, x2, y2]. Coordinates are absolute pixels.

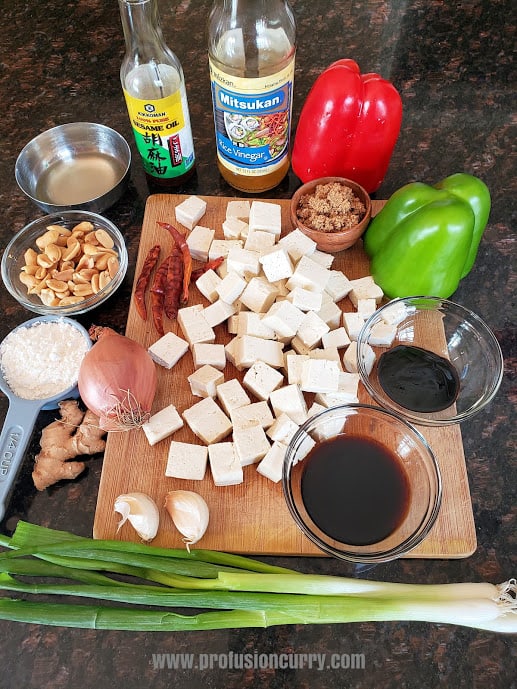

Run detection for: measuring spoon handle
[[0, 400, 41, 522]]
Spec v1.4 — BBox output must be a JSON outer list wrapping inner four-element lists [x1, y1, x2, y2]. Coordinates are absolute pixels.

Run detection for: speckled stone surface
[[0, 1, 515, 687]]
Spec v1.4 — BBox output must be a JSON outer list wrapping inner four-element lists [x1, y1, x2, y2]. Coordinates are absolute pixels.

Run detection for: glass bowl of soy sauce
[[283, 404, 442, 563], [356, 296, 504, 427]]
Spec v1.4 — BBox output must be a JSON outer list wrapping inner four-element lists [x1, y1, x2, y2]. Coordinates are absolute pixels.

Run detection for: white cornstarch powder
[[0, 320, 89, 400]]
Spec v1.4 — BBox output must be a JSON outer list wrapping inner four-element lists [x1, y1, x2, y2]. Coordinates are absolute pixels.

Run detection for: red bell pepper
[[291, 59, 403, 193]]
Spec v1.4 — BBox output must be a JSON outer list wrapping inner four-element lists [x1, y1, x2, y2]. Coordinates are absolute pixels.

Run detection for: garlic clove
[[164, 490, 209, 552], [114, 491, 160, 542]]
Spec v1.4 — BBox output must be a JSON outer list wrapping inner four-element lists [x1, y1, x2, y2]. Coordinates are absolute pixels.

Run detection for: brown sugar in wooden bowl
[[290, 177, 372, 253]]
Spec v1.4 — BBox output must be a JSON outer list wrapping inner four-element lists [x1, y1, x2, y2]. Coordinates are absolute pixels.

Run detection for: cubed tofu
[[256, 441, 287, 483], [226, 199, 251, 221], [186, 225, 215, 262], [175, 195, 207, 230], [226, 246, 260, 278], [249, 200, 282, 236], [262, 300, 305, 339], [309, 346, 343, 370], [325, 270, 353, 302], [266, 413, 299, 445], [203, 299, 237, 328], [356, 297, 377, 319], [342, 311, 366, 341], [187, 364, 224, 398], [381, 301, 409, 326], [343, 341, 375, 375], [309, 249, 334, 269], [309, 407, 346, 441], [216, 271, 247, 305], [239, 276, 278, 313], [269, 384, 308, 425], [178, 304, 215, 346], [368, 321, 398, 346], [244, 229, 276, 253], [208, 239, 243, 261], [183, 397, 232, 444], [316, 299, 342, 330], [259, 246, 294, 282], [235, 335, 284, 369], [234, 312, 276, 339], [208, 442, 243, 486], [191, 343, 226, 370], [322, 326, 351, 349], [279, 228, 317, 262], [296, 310, 330, 349], [222, 216, 249, 240], [195, 268, 222, 303], [166, 441, 208, 480], [285, 352, 310, 385], [216, 378, 251, 415], [148, 331, 189, 369], [348, 276, 384, 306], [287, 287, 323, 313], [142, 404, 184, 446], [243, 360, 284, 401], [286, 255, 331, 293], [300, 358, 340, 393], [233, 424, 271, 466], [231, 401, 275, 430], [224, 336, 240, 368]]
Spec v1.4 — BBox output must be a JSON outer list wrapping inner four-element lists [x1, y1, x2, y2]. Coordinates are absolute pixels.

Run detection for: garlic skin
[[114, 492, 160, 542], [165, 490, 209, 551]]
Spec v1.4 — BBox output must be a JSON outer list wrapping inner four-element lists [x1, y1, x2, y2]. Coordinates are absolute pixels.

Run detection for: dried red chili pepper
[[157, 221, 192, 303], [190, 256, 225, 282], [164, 244, 184, 320], [133, 244, 161, 320], [150, 254, 172, 336]]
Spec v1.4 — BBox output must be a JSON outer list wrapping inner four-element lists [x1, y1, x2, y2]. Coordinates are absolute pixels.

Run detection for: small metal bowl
[[15, 122, 131, 213], [1, 210, 128, 316], [290, 177, 372, 253], [357, 297, 504, 426]]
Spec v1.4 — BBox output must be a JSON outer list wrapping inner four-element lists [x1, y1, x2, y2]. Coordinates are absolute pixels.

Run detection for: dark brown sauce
[[300, 435, 411, 546], [377, 345, 460, 413]]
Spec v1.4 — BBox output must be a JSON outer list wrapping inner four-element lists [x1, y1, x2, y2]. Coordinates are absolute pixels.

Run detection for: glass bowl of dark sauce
[[357, 297, 503, 426], [283, 404, 442, 563]]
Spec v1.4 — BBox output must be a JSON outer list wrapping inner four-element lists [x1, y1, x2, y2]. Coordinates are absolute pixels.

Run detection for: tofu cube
[[296, 310, 330, 349], [208, 442, 243, 486], [226, 246, 260, 278], [316, 299, 342, 329], [358, 341, 376, 375], [230, 401, 275, 430], [191, 343, 226, 370], [322, 326, 351, 350], [300, 358, 340, 393], [368, 321, 398, 346], [216, 271, 247, 305], [222, 216, 249, 239], [142, 404, 184, 446], [279, 228, 317, 262], [256, 441, 287, 483], [266, 413, 299, 445], [309, 407, 346, 442], [349, 276, 384, 306], [175, 195, 207, 230], [235, 335, 284, 369], [178, 304, 215, 346], [233, 424, 271, 466], [203, 299, 237, 327], [186, 225, 215, 262], [195, 268, 222, 303], [187, 364, 224, 398], [325, 270, 353, 302], [269, 384, 308, 425], [259, 246, 294, 282], [148, 331, 189, 369], [309, 346, 343, 370], [381, 301, 409, 326], [216, 378, 251, 415], [343, 311, 366, 341], [226, 199, 251, 221], [262, 300, 305, 339], [285, 352, 309, 385], [239, 277, 278, 313], [209, 239, 243, 261], [356, 297, 377, 319], [287, 287, 323, 313], [234, 312, 276, 339], [244, 229, 276, 253], [343, 342, 375, 376], [183, 397, 232, 444], [309, 249, 335, 269], [249, 201, 282, 236], [243, 360, 284, 401], [315, 371, 360, 406], [286, 255, 331, 292], [166, 441, 208, 480]]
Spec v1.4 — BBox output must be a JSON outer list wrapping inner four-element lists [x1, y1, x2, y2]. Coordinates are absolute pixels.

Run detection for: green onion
[[0, 521, 514, 634]]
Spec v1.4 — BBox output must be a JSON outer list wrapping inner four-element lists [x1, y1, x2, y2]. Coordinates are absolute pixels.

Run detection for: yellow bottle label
[[123, 88, 195, 179], [209, 59, 295, 178]]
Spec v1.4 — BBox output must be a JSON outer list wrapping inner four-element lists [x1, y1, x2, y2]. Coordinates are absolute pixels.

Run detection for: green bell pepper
[[363, 173, 491, 299]]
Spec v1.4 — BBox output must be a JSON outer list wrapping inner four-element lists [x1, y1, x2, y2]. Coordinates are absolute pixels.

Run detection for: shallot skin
[[78, 327, 157, 431]]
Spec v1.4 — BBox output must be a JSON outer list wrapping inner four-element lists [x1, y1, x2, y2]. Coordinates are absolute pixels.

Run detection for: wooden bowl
[[290, 177, 372, 252]]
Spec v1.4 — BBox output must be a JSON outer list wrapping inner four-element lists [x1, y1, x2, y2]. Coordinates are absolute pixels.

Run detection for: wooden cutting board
[[93, 194, 476, 558]]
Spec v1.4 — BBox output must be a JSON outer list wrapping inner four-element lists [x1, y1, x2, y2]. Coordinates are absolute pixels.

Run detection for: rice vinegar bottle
[[208, 0, 296, 193], [119, 0, 195, 190]]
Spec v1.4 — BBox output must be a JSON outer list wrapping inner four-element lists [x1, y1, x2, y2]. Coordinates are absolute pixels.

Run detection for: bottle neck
[[119, 0, 164, 57]]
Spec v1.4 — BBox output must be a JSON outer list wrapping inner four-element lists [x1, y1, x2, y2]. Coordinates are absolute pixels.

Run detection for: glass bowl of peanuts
[[1, 210, 128, 315]]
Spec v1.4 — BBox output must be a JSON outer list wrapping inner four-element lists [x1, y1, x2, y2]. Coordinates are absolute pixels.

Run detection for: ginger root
[[32, 399, 107, 491]]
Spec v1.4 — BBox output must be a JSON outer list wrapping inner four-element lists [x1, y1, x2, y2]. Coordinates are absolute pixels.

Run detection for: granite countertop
[[0, 1, 515, 687]]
